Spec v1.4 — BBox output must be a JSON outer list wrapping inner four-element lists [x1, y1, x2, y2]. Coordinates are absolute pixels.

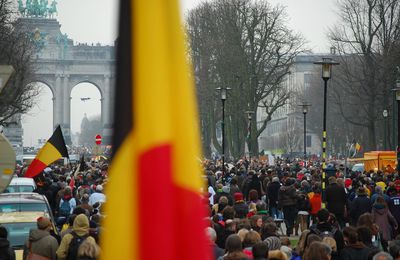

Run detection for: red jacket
[[309, 193, 322, 215]]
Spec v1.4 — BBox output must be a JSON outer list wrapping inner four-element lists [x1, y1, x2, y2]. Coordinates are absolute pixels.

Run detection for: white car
[[5, 177, 37, 193]]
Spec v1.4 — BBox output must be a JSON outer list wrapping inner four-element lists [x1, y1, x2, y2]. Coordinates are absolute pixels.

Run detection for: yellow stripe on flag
[[133, 0, 203, 192], [36, 142, 62, 166], [102, 134, 138, 259]]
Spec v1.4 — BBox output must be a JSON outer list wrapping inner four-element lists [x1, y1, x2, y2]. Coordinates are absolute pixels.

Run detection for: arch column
[[62, 74, 71, 144], [102, 74, 113, 144], [54, 74, 63, 129]]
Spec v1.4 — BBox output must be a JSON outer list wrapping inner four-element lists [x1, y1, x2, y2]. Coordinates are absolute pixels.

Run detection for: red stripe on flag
[[25, 159, 47, 178], [138, 144, 210, 260]]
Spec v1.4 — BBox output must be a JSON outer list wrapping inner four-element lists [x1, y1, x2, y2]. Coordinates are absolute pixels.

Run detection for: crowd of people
[[204, 157, 400, 260], [1, 159, 107, 260]]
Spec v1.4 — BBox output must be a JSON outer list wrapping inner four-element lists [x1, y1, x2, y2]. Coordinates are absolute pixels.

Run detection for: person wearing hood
[[23, 217, 59, 260], [0, 226, 15, 260], [56, 214, 97, 260], [372, 196, 398, 244], [278, 178, 298, 236]]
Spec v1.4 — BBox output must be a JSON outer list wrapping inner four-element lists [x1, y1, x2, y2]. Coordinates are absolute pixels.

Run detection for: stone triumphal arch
[[16, 3, 115, 145]]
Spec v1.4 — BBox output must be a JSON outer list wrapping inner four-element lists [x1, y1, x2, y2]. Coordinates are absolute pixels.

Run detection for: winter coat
[[248, 175, 262, 198], [56, 214, 96, 260], [309, 193, 322, 215], [350, 195, 372, 224], [23, 229, 59, 260], [340, 243, 373, 260], [325, 183, 347, 214], [278, 185, 298, 208], [310, 222, 345, 251], [267, 181, 281, 207], [372, 204, 398, 241], [0, 238, 15, 260], [233, 202, 249, 219], [297, 193, 310, 211]]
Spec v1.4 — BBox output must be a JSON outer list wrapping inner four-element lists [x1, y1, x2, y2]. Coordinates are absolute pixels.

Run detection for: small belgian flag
[[25, 125, 69, 178]]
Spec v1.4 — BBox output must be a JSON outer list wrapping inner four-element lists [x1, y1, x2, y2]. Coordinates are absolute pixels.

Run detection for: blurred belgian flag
[[101, 0, 210, 259], [25, 125, 68, 178]]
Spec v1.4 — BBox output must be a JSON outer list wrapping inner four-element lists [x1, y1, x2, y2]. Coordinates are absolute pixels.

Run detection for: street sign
[[95, 134, 102, 145], [0, 133, 16, 193]]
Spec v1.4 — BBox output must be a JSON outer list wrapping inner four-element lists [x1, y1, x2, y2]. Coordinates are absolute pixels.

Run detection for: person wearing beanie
[[23, 217, 59, 260], [233, 192, 248, 219], [56, 214, 97, 260], [0, 226, 15, 260]]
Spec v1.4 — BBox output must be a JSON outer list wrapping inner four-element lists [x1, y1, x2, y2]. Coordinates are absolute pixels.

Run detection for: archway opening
[[70, 83, 102, 146], [21, 82, 54, 148]]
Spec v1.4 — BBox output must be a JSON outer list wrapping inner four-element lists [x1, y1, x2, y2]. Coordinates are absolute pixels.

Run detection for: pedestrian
[[218, 234, 248, 260], [233, 193, 248, 219], [340, 226, 373, 260], [0, 226, 15, 260], [23, 217, 59, 260], [77, 239, 100, 260], [302, 241, 331, 260], [88, 185, 106, 206], [372, 196, 398, 246], [325, 176, 347, 228], [278, 178, 298, 236], [205, 227, 224, 260], [350, 187, 372, 226], [59, 186, 77, 220], [252, 242, 268, 260], [267, 177, 282, 219], [309, 208, 345, 252], [56, 214, 97, 260]]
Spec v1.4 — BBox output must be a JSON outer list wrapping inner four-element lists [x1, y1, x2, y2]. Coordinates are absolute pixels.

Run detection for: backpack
[[66, 231, 89, 260], [59, 199, 71, 217], [309, 225, 337, 240]]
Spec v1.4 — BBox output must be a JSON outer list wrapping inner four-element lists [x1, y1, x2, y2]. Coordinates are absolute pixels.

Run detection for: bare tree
[[0, 0, 38, 126], [279, 116, 302, 154], [328, 0, 400, 150], [187, 0, 305, 159]]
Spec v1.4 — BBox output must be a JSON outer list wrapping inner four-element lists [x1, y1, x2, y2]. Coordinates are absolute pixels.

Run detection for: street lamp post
[[383, 109, 388, 150], [298, 102, 311, 167], [245, 111, 254, 158], [314, 58, 339, 201], [216, 86, 231, 176], [392, 81, 400, 174]]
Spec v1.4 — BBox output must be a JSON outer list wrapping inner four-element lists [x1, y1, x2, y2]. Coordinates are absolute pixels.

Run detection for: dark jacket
[[0, 238, 15, 260], [267, 181, 280, 207], [248, 175, 262, 199], [325, 183, 347, 214], [278, 185, 298, 207], [340, 243, 373, 260], [350, 195, 372, 224], [23, 229, 59, 260], [233, 202, 249, 219], [310, 222, 345, 251]]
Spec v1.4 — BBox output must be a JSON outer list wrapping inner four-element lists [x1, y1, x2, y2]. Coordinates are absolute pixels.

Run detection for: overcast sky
[[21, 0, 337, 147]]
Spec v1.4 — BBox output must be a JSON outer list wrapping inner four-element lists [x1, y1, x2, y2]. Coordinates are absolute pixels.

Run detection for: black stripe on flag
[[48, 125, 69, 158], [112, 0, 133, 157]]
